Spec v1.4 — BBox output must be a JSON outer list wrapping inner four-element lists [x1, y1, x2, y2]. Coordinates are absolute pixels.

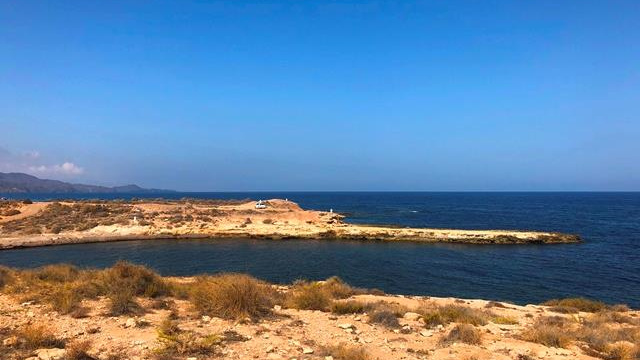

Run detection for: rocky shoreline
[[0, 199, 581, 250]]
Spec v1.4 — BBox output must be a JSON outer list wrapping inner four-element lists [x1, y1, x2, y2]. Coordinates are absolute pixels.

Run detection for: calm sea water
[[1, 192, 638, 307]]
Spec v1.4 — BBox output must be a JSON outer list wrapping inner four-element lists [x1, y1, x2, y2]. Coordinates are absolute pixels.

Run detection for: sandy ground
[[0, 199, 580, 249], [0, 288, 624, 360]]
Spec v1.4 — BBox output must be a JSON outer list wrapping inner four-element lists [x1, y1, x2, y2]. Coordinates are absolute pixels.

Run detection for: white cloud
[[29, 162, 85, 175], [0, 146, 85, 178]]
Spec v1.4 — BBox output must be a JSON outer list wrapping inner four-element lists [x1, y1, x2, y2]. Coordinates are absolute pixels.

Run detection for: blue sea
[[1, 192, 638, 307]]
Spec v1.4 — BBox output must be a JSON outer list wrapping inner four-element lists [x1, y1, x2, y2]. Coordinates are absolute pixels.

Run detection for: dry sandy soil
[[0, 199, 579, 248], [0, 280, 637, 360]]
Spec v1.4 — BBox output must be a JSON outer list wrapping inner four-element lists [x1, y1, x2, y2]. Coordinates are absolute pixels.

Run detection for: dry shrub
[[440, 324, 483, 345], [368, 309, 400, 328], [520, 316, 574, 348], [100, 261, 170, 298], [576, 318, 640, 359], [49, 283, 85, 314], [589, 310, 639, 326], [16, 324, 65, 350], [0, 266, 13, 289], [189, 274, 274, 320], [35, 264, 80, 283], [491, 316, 519, 325], [108, 289, 141, 316], [321, 343, 370, 360], [286, 283, 332, 311], [65, 339, 93, 360], [543, 298, 607, 313], [286, 277, 359, 311], [418, 304, 490, 328], [154, 317, 221, 358], [331, 300, 367, 314], [322, 276, 357, 299]]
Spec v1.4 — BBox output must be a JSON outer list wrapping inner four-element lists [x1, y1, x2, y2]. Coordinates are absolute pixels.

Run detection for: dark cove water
[[1, 192, 638, 307]]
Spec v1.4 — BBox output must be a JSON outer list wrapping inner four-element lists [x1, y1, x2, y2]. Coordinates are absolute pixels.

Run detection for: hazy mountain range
[[0, 172, 172, 194]]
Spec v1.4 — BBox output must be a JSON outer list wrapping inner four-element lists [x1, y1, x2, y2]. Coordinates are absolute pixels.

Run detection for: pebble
[[302, 347, 314, 354], [337, 323, 353, 329]]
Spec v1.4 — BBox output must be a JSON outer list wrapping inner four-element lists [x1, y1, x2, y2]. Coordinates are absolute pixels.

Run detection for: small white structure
[[255, 200, 267, 209]]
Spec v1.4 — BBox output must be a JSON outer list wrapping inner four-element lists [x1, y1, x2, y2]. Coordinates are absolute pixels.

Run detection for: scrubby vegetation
[[331, 300, 367, 314], [320, 343, 370, 360], [439, 324, 483, 345], [153, 317, 221, 358], [417, 304, 491, 328], [520, 316, 574, 348], [542, 297, 607, 313], [0, 262, 637, 360], [189, 274, 275, 320], [1, 202, 133, 234]]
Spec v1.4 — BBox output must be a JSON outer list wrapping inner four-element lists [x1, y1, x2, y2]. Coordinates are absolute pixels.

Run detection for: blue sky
[[1, 1, 639, 191]]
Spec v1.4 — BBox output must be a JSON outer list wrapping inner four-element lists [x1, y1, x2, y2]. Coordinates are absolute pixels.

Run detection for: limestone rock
[[34, 348, 66, 360], [403, 312, 421, 321]]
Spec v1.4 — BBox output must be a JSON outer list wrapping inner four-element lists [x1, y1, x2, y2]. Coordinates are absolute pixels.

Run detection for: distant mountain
[[0, 172, 173, 194]]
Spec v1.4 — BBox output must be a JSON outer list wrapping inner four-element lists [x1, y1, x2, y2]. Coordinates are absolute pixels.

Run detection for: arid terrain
[[0, 199, 579, 249], [0, 263, 638, 360]]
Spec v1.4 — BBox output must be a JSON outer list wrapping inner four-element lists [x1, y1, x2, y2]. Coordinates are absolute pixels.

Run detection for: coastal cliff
[[0, 199, 580, 249]]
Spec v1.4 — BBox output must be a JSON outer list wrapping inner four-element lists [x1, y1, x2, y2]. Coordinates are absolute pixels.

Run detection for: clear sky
[[1, 1, 639, 191]]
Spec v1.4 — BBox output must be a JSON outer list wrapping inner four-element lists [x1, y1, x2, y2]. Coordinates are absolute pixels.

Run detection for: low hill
[[0, 172, 171, 193]]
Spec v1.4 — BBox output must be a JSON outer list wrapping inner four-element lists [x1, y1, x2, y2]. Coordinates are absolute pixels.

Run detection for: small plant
[[65, 339, 93, 360], [331, 300, 367, 314], [491, 316, 519, 325], [286, 283, 331, 311], [418, 304, 490, 328], [154, 317, 221, 358], [0, 266, 13, 289], [519, 316, 574, 348], [189, 274, 274, 319], [542, 298, 607, 313], [16, 324, 65, 350], [320, 343, 370, 360], [439, 324, 483, 345], [368, 310, 400, 328], [108, 289, 141, 316]]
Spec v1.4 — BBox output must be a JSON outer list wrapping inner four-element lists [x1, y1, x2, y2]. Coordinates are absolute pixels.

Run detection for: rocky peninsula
[[0, 199, 580, 249]]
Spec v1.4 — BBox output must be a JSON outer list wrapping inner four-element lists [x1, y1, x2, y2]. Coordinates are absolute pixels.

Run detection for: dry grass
[[320, 343, 370, 360], [0, 266, 13, 289], [154, 317, 221, 358], [189, 274, 274, 320], [331, 300, 367, 314], [368, 309, 400, 328], [491, 316, 519, 325], [439, 324, 483, 345], [286, 277, 363, 311], [519, 316, 575, 348], [417, 304, 490, 328], [576, 313, 640, 360], [1, 202, 133, 235], [286, 283, 332, 311], [65, 339, 93, 360], [543, 297, 607, 313], [15, 324, 65, 350]]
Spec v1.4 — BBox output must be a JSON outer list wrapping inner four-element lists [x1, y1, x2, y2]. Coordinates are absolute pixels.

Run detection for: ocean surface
[[1, 192, 638, 307]]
